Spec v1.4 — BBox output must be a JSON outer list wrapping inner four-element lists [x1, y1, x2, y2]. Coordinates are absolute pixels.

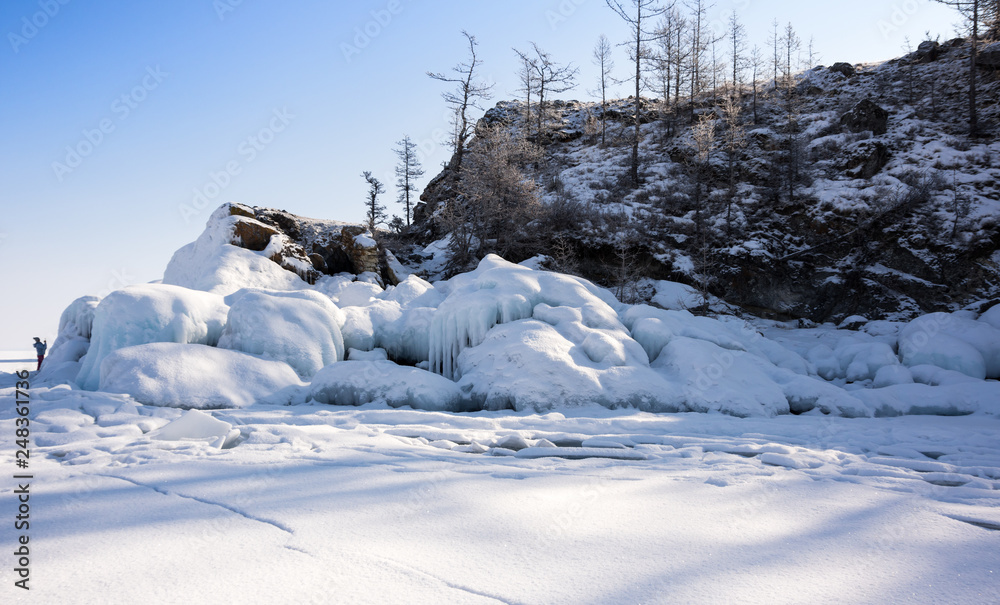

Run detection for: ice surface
[[76, 285, 230, 390], [218, 289, 345, 378], [309, 360, 463, 411], [99, 342, 304, 408], [147, 409, 240, 448]]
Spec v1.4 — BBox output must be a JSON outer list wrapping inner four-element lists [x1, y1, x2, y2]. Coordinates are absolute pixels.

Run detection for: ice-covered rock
[[218, 289, 345, 378], [309, 360, 462, 411], [99, 343, 304, 409], [873, 364, 914, 388], [76, 285, 230, 391], [36, 295, 101, 383], [429, 255, 623, 380]]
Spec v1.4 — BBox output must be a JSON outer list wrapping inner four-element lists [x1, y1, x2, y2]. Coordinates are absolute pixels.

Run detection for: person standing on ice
[[33, 337, 47, 371]]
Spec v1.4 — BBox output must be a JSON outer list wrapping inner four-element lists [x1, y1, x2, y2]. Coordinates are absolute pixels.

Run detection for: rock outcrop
[[223, 203, 395, 285], [840, 99, 889, 136]]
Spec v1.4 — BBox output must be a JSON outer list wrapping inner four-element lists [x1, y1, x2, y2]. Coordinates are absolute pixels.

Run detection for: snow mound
[[309, 360, 462, 411], [456, 319, 683, 413], [99, 343, 304, 409], [76, 284, 230, 391], [980, 304, 1000, 330], [163, 206, 306, 296], [430, 255, 622, 380], [899, 313, 1000, 379], [218, 289, 345, 378], [651, 280, 704, 310]]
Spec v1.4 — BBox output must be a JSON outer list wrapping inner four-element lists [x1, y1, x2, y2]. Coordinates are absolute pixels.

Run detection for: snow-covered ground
[[3, 204, 998, 603], [1, 386, 998, 604]]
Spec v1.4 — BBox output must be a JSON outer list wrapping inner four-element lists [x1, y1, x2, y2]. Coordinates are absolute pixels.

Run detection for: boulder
[[979, 42, 1000, 69], [341, 226, 381, 275], [916, 40, 940, 63], [844, 140, 891, 179], [231, 217, 279, 251], [829, 62, 855, 77], [840, 99, 889, 136]]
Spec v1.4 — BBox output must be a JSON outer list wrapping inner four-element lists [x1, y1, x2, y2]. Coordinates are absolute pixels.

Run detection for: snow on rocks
[[99, 342, 304, 409], [76, 284, 230, 391], [308, 360, 462, 411], [219, 289, 345, 378], [163, 206, 307, 296]]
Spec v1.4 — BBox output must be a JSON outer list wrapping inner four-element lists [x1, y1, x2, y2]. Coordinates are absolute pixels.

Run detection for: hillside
[[402, 38, 1000, 323]]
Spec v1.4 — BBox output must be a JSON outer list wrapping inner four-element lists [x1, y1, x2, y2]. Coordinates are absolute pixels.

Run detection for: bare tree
[[592, 34, 617, 146], [455, 125, 543, 262], [721, 90, 746, 234], [728, 10, 747, 90], [689, 111, 716, 238], [605, 0, 667, 186], [932, 0, 984, 135], [427, 31, 494, 173], [515, 50, 538, 132], [393, 135, 424, 227], [749, 44, 764, 124], [771, 19, 781, 87], [514, 43, 579, 137], [361, 171, 387, 232]]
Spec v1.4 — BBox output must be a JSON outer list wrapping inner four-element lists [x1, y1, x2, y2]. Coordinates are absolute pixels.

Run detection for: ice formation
[[99, 342, 304, 409], [76, 285, 230, 390], [309, 360, 462, 411], [218, 289, 345, 378]]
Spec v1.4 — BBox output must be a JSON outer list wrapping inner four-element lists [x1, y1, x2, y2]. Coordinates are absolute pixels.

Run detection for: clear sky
[[0, 0, 960, 351]]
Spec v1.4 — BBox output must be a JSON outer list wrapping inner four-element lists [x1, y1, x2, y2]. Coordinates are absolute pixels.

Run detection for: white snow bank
[[76, 285, 230, 391], [163, 205, 306, 296], [651, 280, 704, 310], [147, 409, 241, 448], [309, 360, 462, 411], [99, 343, 303, 409], [219, 289, 345, 378], [456, 319, 683, 412], [652, 336, 867, 417], [899, 312, 1000, 379], [980, 304, 1000, 329], [853, 381, 1000, 416]]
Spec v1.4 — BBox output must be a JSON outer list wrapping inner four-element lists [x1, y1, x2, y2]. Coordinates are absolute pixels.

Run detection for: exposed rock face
[[840, 99, 889, 135], [980, 42, 1000, 69], [844, 140, 891, 179], [829, 62, 855, 77], [222, 203, 396, 285]]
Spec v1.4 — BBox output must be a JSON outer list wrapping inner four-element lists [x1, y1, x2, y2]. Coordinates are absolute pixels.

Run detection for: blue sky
[[0, 0, 959, 350]]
